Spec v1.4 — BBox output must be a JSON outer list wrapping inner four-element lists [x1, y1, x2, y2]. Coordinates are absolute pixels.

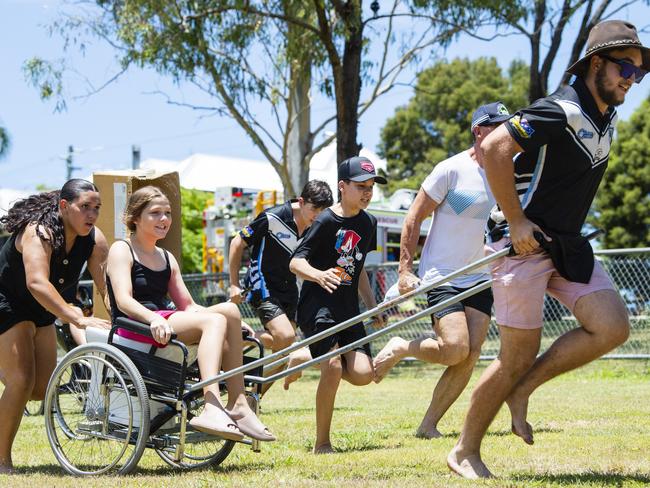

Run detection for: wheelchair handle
[[113, 316, 178, 341]]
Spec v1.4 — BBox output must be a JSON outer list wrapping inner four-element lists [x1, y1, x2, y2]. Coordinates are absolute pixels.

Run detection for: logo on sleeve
[[241, 226, 254, 238], [509, 115, 534, 139]]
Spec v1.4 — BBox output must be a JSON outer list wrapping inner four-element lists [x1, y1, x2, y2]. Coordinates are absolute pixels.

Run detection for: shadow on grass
[[263, 406, 357, 414], [420, 426, 563, 439], [514, 472, 650, 485], [13, 461, 274, 477]]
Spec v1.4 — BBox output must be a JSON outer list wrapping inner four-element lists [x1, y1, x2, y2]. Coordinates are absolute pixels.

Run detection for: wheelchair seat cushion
[[115, 310, 177, 348], [85, 326, 198, 365]]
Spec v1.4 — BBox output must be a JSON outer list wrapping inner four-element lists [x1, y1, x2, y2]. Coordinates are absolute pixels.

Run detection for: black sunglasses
[[599, 54, 647, 84]]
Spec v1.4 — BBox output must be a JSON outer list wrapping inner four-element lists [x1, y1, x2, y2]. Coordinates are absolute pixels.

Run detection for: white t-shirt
[[418, 150, 495, 288]]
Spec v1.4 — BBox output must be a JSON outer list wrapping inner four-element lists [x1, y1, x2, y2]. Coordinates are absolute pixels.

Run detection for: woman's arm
[[86, 227, 110, 316], [22, 224, 106, 328], [166, 251, 202, 312]]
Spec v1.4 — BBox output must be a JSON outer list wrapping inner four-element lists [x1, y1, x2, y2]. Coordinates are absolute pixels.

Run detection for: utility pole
[[65, 145, 81, 181], [131, 144, 141, 170]]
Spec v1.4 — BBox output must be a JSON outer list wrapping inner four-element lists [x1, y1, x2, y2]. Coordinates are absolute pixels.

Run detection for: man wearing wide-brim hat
[[448, 20, 648, 479]]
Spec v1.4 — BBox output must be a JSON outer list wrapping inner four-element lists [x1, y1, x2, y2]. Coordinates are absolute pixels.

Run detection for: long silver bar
[[248, 280, 494, 384], [187, 247, 509, 393]]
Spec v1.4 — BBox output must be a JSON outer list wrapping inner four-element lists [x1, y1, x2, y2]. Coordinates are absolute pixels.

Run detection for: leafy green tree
[[592, 97, 650, 249], [26, 1, 514, 197], [379, 57, 529, 193], [455, 0, 650, 102], [180, 187, 212, 273], [0, 125, 9, 160]]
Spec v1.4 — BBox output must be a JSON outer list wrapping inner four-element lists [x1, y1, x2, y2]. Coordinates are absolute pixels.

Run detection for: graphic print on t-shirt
[[334, 229, 363, 285]]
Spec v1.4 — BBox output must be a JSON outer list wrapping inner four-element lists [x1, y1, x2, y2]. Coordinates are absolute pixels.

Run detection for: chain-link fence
[[183, 247, 650, 359]]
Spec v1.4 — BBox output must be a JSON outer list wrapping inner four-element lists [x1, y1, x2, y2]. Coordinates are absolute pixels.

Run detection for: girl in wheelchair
[[0, 179, 110, 473], [106, 185, 275, 443]]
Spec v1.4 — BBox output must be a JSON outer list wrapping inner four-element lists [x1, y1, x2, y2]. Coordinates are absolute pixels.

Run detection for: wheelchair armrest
[[113, 316, 178, 341]]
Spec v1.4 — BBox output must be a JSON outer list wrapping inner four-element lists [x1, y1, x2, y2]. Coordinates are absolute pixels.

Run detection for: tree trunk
[[335, 2, 363, 165], [286, 59, 312, 199], [528, 0, 546, 103]]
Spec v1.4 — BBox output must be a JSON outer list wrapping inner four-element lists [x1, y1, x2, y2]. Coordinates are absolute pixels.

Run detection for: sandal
[[227, 409, 276, 442], [189, 408, 244, 441]]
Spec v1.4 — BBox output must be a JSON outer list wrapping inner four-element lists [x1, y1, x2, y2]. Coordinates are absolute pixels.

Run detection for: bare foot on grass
[[507, 392, 534, 445], [447, 447, 493, 479], [373, 336, 408, 383], [415, 423, 443, 439], [0, 464, 15, 475], [313, 443, 335, 454]]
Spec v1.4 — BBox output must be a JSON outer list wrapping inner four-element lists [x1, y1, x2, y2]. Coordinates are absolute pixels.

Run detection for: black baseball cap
[[470, 102, 512, 131], [338, 156, 388, 184]]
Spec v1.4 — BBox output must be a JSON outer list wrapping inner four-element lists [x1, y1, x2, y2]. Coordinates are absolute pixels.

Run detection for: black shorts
[[251, 296, 297, 328], [300, 307, 371, 359], [0, 292, 54, 335], [426, 283, 493, 321]]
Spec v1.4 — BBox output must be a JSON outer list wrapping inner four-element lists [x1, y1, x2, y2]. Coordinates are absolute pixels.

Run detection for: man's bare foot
[[507, 392, 534, 445], [447, 447, 493, 479], [373, 336, 408, 383], [415, 423, 443, 439], [313, 443, 335, 454], [284, 348, 311, 390]]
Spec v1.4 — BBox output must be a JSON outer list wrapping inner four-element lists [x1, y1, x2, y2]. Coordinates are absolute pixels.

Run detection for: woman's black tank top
[[107, 240, 172, 320], [0, 227, 96, 325]]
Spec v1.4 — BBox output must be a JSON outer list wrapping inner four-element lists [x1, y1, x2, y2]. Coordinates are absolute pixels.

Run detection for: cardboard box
[[92, 170, 182, 319]]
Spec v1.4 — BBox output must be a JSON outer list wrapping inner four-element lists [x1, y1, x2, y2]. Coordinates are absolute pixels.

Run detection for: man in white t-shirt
[[373, 102, 511, 439]]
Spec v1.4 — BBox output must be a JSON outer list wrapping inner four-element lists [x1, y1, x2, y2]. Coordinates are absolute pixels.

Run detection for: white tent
[[140, 140, 387, 198], [141, 153, 283, 192]]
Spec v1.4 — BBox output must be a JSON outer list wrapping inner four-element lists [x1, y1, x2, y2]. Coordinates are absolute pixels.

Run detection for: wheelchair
[[43, 313, 266, 475]]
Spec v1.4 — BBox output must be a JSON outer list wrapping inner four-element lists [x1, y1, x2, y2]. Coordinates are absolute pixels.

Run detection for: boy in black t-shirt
[[229, 181, 333, 392], [290, 156, 387, 454]]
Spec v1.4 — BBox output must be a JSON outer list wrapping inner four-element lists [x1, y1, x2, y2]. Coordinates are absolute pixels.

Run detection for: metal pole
[[187, 247, 510, 393]]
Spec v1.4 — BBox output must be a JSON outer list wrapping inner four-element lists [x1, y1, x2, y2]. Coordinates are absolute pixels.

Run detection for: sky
[[1, 0, 649, 192]]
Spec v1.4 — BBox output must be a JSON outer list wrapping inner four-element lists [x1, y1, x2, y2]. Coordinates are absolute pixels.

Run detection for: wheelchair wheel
[[44, 343, 150, 475], [24, 400, 44, 416], [155, 397, 235, 470]]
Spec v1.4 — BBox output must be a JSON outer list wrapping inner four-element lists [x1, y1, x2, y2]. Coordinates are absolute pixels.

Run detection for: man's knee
[[346, 369, 373, 386], [321, 357, 343, 381], [271, 327, 296, 351], [439, 338, 470, 366]]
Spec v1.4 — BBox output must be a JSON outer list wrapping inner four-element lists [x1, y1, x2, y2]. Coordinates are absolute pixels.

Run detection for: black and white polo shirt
[[240, 200, 301, 301], [487, 77, 617, 242]]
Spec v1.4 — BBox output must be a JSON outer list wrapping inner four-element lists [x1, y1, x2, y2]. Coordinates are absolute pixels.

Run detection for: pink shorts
[[487, 239, 615, 329], [116, 309, 177, 347]]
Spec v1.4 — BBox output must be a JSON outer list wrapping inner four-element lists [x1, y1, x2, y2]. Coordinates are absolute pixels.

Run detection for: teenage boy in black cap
[[448, 20, 648, 479], [229, 180, 333, 392], [373, 102, 511, 440], [290, 156, 387, 454]]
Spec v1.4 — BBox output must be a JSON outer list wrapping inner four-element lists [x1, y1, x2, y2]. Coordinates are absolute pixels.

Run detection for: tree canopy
[[378, 57, 529, 193], [592, 96, 650, 249], [0, 125, 9, 160], [26, 0, 517, 197]]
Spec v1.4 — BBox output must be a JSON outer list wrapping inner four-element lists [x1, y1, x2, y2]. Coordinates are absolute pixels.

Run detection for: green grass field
[[2, 360, 650, 487]]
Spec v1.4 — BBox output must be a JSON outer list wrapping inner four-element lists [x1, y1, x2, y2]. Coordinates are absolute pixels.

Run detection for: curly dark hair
[[301, 180, 333, 208], [0, 179, 98, 256]]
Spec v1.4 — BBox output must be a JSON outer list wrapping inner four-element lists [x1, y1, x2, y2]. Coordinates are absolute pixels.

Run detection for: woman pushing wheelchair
[[0, 179, 110, 473], [106, 185, 275, 443]]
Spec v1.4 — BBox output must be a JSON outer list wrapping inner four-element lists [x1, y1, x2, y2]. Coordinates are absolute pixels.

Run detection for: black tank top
[[107, 240, 172, 320], [0, 227, 96, 325]]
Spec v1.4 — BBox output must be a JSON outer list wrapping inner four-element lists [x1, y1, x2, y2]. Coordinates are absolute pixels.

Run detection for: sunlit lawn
[[2, 360, 650, 487]]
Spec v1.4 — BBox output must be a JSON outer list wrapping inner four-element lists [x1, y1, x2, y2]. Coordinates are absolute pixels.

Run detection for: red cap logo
[[360, 161, 375, 173]]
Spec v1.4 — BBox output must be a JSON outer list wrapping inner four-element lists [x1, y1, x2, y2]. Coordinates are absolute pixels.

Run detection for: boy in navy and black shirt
[[229, 180, 333, 391], [290, 156, 387, 454]]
